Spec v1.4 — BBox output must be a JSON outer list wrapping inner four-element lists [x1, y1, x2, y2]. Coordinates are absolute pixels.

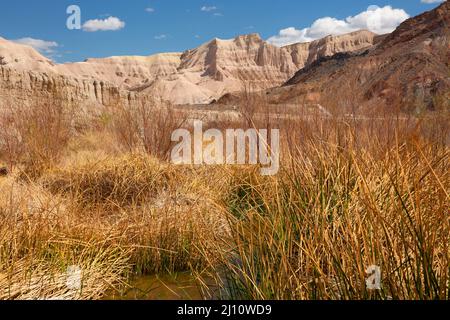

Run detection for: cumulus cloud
[[267, 5, 410, 46], [421, 0, 444, 3], [145, 7, 155, 13], [82, 16, 125, 32], [13, 37, 58, 54]]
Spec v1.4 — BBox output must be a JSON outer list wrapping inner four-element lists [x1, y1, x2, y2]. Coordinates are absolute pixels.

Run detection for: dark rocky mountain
[[267, 1, 450, 113]]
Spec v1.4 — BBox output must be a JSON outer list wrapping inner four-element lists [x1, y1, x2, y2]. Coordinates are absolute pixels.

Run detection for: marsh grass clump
[[0, 176, 131, 300], [42, 154, 174, 210], [0, 245, 131, 300], [198, 119, 449, 300], [0, 159, 226, 299]]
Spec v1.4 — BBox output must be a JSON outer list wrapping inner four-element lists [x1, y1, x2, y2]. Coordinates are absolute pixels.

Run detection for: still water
[[107, 273, 204, 300]]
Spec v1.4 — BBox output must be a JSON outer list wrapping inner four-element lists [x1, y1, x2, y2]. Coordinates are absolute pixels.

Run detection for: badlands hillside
[[267, 1, 450, 112], [0, 2, 448, 111], [0, 30, 377, 107]]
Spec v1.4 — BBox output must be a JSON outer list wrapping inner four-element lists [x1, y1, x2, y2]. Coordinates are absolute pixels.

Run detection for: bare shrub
[[238, 82, 259, 128], [110, 99, 187, 160], [234, 82, 275, 129], [0, 109, 24, 171], [0, 98, 73, 177]]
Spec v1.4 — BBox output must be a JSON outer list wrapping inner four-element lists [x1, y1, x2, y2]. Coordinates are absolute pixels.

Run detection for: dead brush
[[108, 99, 187, 160], [0, 98, 73, 179]]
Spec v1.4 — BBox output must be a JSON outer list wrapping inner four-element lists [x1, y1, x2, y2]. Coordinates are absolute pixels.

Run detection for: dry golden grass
[[0, 175, 131, 299], [0, 98, 448, 300], [42, 154, 173, 209], [0, 150, 227, 299], [196, 116, 449, 300]]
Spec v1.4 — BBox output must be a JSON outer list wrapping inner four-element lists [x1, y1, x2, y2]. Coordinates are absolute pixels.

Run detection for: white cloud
[[201, 6, 217, 12], [145, 7, 155, 13], [13, 37, 58, 54], [267, 5, 410, 46], [82, 16, 125, 32], [154, 34, 167, 40], [421, 0, 444, 3]]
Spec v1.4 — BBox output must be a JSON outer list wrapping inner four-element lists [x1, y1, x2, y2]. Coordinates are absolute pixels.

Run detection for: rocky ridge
[[0, 30, 378, 106], [267, 1, 450, 112]]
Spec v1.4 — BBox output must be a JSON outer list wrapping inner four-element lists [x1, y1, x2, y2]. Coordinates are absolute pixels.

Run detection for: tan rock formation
[[0, 30, 379, 106], [284, 30, 377, 69]]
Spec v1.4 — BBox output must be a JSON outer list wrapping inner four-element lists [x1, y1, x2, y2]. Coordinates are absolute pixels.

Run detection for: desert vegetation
[[0, 93, 448, 300]]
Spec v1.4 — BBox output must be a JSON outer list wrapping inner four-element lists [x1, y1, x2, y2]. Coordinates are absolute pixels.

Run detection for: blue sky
[[0, 0, 445, 63]]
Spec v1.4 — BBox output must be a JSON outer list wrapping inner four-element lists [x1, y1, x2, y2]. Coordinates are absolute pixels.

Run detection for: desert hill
[[1, 2, 448, 111], [267, 1, 450, 113], [0, 30, 377, 106]]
